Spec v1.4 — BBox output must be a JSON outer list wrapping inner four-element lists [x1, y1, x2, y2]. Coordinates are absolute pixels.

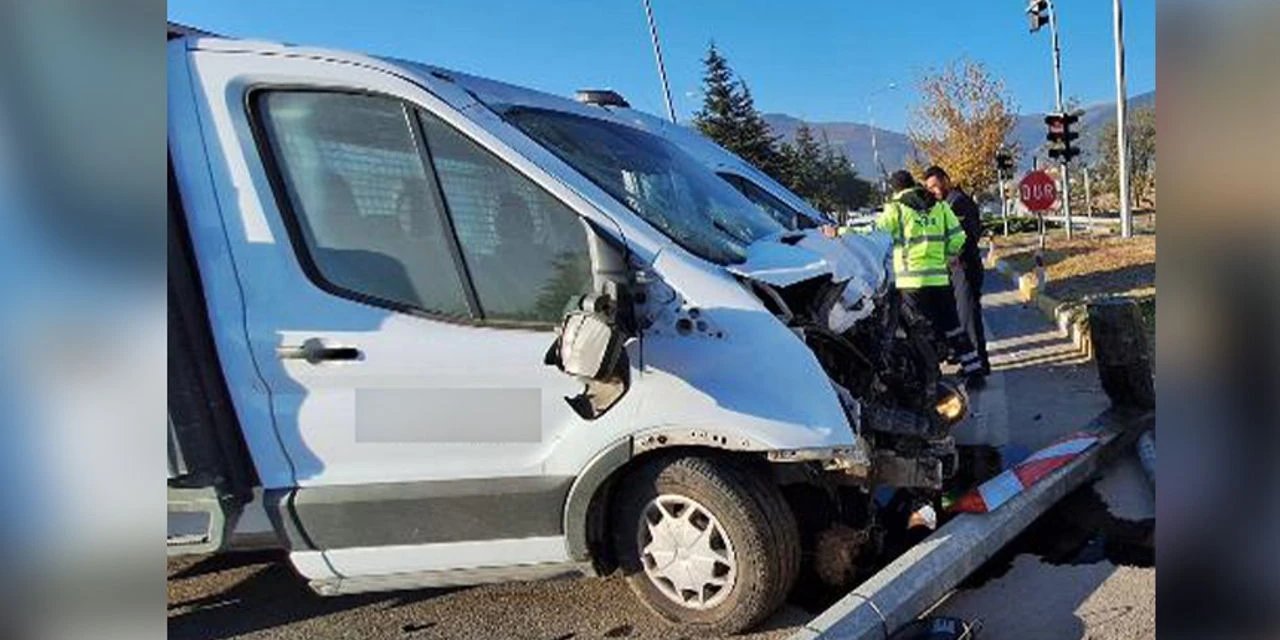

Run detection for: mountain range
[[762, 90, 1154, 177]]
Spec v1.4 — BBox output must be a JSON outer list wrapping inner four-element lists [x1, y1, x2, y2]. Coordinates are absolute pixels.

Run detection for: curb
[[792, 407, 1152, 640], [991, 258, 1093, 360]]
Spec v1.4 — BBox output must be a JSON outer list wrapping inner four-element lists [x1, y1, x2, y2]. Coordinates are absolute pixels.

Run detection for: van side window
[[256, 91, 471, 318], [415, 109, 593, 325]]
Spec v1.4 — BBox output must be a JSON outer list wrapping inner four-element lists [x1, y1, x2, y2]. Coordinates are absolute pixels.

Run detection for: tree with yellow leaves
[[907, 59, 1018, 196]]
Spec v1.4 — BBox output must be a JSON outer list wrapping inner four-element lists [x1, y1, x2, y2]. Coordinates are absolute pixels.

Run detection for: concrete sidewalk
[[952, 269, 1107, 453]]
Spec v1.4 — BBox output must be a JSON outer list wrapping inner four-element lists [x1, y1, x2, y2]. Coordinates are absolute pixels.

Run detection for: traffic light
[[1044, 112, 1081, 163], [995, 150, 1015, 180], [1027, 0, 1049, 32]]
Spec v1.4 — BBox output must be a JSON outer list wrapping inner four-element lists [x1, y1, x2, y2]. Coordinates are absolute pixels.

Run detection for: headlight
[[934, 381, 968, 427]]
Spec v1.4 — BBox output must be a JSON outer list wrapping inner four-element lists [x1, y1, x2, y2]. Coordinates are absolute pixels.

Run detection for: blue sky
[[168, 0, 1155, 132]]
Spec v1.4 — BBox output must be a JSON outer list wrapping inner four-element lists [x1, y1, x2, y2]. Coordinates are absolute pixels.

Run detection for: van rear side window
[[255, 91, 472, 318]]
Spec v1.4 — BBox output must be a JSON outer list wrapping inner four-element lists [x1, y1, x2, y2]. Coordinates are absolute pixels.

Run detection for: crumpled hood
[[726, 229, 891, 291], [726, 229, 892, 333]]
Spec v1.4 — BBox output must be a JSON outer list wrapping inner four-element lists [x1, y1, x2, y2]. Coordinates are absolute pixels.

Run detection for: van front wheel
[[611, 455, 800, 635]]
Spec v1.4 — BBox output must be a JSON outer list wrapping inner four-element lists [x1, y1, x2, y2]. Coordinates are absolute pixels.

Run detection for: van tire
[[610, 454, 800, 635]]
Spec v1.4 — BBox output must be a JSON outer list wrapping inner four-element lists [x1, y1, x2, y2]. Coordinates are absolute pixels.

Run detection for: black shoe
[[965, 373, 988, 390]]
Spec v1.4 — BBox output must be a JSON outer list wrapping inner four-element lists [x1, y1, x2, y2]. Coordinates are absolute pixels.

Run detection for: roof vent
[[575, 89, 630, 108]]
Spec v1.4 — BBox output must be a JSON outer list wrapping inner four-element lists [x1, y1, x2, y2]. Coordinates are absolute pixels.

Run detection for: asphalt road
[[168, 552, 809, 640], [168, 269, 1155, 640]]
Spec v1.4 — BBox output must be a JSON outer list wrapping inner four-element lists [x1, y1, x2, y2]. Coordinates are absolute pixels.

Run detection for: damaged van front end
[[726, 230, 967, 492], [637, 228, 965, 586], [611, 223, 964, 488], [489, 91, 963, 629], [546, 221, 966, 592]]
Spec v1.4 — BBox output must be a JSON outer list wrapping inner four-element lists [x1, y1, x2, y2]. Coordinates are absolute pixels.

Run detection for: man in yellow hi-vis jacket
[[877, 171, 985, 383]]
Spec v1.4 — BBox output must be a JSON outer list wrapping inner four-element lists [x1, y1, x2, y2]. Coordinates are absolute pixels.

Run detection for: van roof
[[168, 22, 632, 127], [167, 23, 828, 224]]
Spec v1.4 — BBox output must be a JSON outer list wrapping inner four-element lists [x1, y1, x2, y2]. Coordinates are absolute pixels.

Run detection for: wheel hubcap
[[636, 494, 737, 610]]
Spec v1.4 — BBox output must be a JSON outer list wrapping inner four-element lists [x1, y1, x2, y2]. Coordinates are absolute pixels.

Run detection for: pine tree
[[693, 44, 783, 180], [728, 82, 783, 177], [691, 43, 871, 215], [824, 145, 872, 215], [780, 123, 825, 202], [778, 125, 871, 215], [693, 44, 738, 147]]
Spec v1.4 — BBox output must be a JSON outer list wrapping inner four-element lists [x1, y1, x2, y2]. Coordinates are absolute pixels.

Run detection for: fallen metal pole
[[793, 407, 1151, 640]]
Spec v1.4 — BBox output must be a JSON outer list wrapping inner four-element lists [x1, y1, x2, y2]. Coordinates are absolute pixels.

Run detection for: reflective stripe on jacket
[[876, 187, 965, 288]]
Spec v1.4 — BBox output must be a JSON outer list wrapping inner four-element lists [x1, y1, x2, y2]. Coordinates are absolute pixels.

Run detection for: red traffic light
[[1044, 112, 1080, 141], [1044, 112, 1082, 163], [1043, 112, 1079, 129]]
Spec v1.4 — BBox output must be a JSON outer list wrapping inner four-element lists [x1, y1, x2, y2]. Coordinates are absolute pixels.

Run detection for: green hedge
[[981, 214, 1039, 236]]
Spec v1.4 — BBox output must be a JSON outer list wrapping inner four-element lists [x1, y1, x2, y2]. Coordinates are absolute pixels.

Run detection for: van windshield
[[503, 107, 784, 265]]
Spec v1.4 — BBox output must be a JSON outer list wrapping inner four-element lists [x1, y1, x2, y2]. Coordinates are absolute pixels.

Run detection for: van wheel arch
[[568, 444, 771, 574]]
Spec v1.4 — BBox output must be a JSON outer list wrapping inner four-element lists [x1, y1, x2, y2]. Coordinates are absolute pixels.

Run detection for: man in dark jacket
[[924, 166, 990, 376]]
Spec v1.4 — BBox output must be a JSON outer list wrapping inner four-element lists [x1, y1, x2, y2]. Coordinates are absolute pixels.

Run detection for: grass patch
[[991, 233, 1155, 302]]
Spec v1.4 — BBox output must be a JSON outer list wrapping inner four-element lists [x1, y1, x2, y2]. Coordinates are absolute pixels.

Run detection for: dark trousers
[[901, 285, 983, 375], [952, 263, 991, 374]]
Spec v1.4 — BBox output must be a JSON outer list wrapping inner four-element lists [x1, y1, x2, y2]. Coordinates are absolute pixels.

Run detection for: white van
[[167, 24, 963, 634]]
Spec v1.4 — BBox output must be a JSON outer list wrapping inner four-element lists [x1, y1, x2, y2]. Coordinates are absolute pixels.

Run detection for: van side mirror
[[547, 290, 625, 381], [544, 283, 632, 419]]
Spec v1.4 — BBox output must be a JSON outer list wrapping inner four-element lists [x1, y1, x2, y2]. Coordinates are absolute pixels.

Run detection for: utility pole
[[641, 0, 677, 124], [1113, 0, 1134, 238], [1029, 0, 1074, 238], [1047, 0, 1073, 239]]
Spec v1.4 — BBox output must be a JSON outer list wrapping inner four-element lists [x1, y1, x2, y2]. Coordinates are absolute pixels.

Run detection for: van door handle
[[276, 338, 362, 364]]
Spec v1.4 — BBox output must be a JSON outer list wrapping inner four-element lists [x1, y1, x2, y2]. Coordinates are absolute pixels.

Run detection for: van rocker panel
[[269, 476, 574, 550]]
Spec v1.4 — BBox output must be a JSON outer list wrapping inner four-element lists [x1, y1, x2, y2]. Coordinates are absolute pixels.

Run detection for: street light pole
[[641, 0, 677, 124], [866, 83, 896, 196], [1113, 0, 1134, 238], [1046, 0, 1074, 239], [868, 103, 883, 193]]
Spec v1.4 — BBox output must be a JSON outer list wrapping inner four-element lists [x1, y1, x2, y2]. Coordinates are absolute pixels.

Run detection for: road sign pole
[[1020, 170, 1057, 287], [1047, 0, 1073, 239]]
